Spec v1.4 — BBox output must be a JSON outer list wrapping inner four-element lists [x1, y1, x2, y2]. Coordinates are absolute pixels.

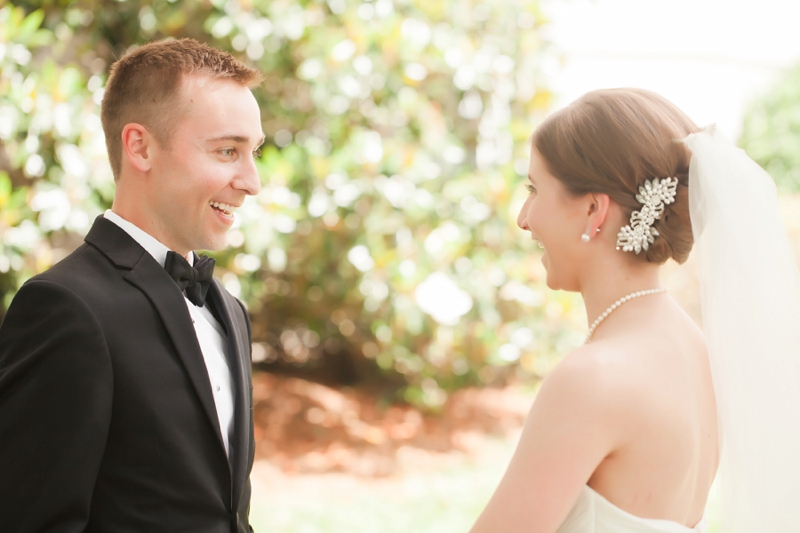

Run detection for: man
[[0, 39, 264, 532]]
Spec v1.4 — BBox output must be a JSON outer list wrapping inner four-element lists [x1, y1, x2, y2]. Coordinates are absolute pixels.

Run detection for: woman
[[471, 88, 800, 532]]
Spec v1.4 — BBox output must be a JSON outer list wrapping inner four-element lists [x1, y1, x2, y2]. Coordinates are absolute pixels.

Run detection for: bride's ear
[[585, 192, 611, 233]]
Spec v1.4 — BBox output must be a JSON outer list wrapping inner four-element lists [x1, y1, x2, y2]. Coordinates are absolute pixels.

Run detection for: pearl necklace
[[584, 288, 667, 344]]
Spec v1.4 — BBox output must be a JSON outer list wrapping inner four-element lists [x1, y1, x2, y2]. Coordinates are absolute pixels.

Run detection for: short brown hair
[[532, 88, 700, 264], [101, 38, 263, 179]]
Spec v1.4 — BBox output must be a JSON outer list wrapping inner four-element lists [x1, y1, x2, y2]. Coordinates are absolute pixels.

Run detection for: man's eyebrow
[[206, 135, 266, 145]]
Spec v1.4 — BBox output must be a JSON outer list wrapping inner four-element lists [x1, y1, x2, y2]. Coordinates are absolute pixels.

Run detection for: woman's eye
[[220, 148, 235, 157], [253, 148, 262, 158], [525, 183, 536, 194]]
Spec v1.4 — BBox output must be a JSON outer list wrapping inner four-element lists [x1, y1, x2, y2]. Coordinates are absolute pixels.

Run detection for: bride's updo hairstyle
[[532, 88, 700, 264]]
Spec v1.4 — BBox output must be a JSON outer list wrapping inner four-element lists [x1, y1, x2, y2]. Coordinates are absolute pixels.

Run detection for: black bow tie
[[164, 251, 215, 307]]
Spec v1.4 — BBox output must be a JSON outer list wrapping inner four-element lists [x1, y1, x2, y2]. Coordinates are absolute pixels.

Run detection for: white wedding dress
[[557, 486, 706, 533]]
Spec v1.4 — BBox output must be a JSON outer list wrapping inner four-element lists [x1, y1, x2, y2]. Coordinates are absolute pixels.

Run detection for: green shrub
[[740, 63, 800, 192], [0, 0, 583, 407]]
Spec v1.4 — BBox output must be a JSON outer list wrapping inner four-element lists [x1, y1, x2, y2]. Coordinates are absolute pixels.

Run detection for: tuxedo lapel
[[207, 280, 252, 511], [85, 217, 229, 461], [125, 264, 229, 459]]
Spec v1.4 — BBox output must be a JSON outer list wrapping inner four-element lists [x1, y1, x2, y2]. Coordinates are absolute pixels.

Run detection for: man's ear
[[121, 123, 153, 173], [586, 192, 611, 233]]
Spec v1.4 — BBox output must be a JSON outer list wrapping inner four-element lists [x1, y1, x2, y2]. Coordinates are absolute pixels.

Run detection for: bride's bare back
[[470, 295, 718, 533], [582, 296, 718, 527]]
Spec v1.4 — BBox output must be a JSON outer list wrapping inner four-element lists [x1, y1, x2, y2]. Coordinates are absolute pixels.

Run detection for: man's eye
[[253, 148, 262, 158], [220, 148, 235, 157], [525, 183, 536, 194]]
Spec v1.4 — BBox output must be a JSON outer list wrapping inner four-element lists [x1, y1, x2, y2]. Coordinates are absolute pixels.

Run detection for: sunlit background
[[2, 0, 799, 531], [547, 0, 800, 137]]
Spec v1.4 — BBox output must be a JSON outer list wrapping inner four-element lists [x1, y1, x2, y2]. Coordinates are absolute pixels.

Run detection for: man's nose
[[237, 155, 261, 196]]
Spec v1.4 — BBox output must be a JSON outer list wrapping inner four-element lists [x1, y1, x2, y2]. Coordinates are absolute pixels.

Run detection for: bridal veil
[[683, 128, 800, 532]]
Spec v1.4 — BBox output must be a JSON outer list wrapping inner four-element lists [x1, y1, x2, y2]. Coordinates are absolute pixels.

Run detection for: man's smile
[[209, 201, 237, 217]]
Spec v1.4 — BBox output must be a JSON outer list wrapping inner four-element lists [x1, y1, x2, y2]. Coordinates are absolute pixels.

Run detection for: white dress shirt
[[104, 210, 235, 458]]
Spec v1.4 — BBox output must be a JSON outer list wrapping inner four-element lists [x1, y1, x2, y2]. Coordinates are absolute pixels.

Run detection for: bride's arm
[[470, 345, 623, 533]]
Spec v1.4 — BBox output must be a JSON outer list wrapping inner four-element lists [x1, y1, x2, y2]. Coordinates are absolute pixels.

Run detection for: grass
[[249, 436, 516, 533], [249, 433, 722, 532]]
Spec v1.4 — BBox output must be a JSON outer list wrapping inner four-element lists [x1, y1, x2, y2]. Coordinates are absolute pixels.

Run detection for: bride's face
[[517, 148, 588, 291]]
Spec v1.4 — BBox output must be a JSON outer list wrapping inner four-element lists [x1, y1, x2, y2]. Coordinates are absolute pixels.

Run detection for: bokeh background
[[2, 0, 799, 531]]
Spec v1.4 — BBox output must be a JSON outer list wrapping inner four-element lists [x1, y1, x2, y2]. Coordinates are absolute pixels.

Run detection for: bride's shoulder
[[517, 342, 645, 476], [535, 342, 650, 422], [547, 341, 637, 389]]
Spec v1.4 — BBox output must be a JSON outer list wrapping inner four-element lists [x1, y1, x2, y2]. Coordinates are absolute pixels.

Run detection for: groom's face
[[145, 74, 264, 255]]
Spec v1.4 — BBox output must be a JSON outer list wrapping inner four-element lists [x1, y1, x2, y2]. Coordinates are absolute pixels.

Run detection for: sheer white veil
[[683, 127, 800, 532]]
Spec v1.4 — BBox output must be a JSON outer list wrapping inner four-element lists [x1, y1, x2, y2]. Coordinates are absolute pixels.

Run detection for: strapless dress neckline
[[556, 485, 707, 533]]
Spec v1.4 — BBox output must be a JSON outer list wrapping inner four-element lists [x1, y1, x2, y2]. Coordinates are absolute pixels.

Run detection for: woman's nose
[[517, 201, 530, 230]]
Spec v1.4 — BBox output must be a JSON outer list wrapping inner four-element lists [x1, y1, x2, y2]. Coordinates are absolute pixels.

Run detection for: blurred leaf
[[0, 172, 10, 207], [56, 67, 84, 99], [740, 63, 800, 192], [17, 8, 44, 40]]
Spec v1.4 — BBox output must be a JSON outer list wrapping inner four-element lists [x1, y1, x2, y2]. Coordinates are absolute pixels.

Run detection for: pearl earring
[[581, 227, 599, 243]]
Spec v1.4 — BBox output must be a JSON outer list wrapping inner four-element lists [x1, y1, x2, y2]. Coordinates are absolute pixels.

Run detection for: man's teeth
[[210, 201, 236, 215]]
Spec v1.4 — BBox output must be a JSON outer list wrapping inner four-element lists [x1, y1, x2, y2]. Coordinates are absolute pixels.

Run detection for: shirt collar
[[103, 209, 194, 267]]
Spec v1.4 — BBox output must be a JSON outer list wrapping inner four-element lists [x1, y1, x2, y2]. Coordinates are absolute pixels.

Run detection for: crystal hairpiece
[[616, 177, 679, 254]]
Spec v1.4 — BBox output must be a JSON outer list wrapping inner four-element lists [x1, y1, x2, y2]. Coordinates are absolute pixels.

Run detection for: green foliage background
[[740, 63, 800, 192], [0, 0, 585, 407]]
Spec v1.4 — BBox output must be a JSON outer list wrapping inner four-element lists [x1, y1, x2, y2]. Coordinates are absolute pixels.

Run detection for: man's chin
[[192, 234, 229, 253]]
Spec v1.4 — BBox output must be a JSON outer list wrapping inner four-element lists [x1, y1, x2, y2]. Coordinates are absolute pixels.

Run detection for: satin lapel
[[207, 280, 252, 511], [124, 255, 228, 458]]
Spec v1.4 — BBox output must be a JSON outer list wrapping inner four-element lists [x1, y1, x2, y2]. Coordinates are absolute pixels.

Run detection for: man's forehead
[[169, 73, 262, 140], [178, 73, 237, 95]]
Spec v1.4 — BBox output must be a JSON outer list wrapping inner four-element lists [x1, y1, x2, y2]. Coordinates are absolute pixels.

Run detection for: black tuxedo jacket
[[0, 216, 255, 532]]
